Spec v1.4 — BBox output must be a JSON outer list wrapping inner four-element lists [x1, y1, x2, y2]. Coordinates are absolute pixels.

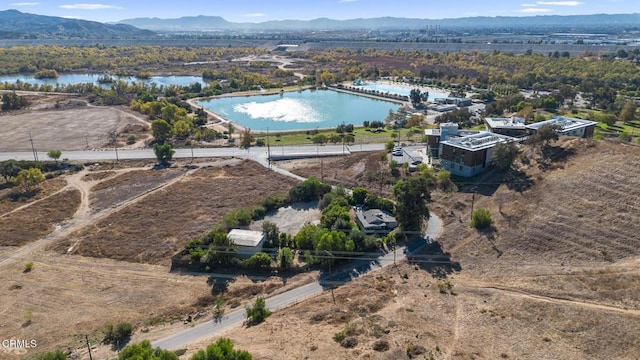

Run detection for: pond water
[[0, 73, 207, 87], [197, 89, 402, 131], [352, 82, 449, 99]]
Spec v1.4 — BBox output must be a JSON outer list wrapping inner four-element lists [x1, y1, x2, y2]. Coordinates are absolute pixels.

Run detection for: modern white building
[[485, 117, 528, 137], [439, 132, 517, 177], [526, 116, 597, 138], [227, 229, 266, 258]]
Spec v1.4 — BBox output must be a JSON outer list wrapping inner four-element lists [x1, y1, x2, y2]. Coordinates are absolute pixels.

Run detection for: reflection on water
[[199, 89, 401, 131]]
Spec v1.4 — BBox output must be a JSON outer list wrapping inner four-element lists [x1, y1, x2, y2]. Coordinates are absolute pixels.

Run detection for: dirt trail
[[462, 282, 640, 316], [0, 165, 197, 268]]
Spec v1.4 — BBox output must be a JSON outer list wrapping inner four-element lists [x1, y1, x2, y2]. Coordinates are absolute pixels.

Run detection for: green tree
[[0, 160, 21, 183], [118, 340, 178, 360], [240, 128, 253, 148], [173, 119, 191, 139], [104, 321, 133, 344], [190, 338, 252, 360], [151, 119, 173, 143], [470, 208, 493, 229], [244, 252, 272, 269], [1, 92, 30, 111], [12, 167, 45, 194], [47, 149, 62, 164], [409, 88, 422, 107], [262, 221, 279, 248], [619, 100, 637, 123], [529, 124, 560, 151], [392, 177, 431, 233], [351, 187, 368, 205], [153, 143, 174, 165], [199, 229, 237, 266], [492, 142, 519, 171], [245, 296, 271, 326], [277, 247, 294, 269]]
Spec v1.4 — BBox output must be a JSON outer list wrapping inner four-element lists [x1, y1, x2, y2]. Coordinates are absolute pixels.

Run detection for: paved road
[[0, 143, 385, 162], [152, 214, 442, 350]]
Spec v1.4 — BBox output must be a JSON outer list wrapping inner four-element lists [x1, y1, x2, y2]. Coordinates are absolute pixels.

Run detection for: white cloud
[[59, 4, 123, 10], [10, 2, 40, 6], [536, 1, 583, 5], [340, 0, 358, 3], [241, 13, 266, 17], [521, 3, 538, 6], [517, 7, 553, 13]]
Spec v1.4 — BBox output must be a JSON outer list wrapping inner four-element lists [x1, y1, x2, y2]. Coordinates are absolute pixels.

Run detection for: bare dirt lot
[[0, 106, 143, 151], [194, 138, 639, 360], [0, 158, 308, 359]]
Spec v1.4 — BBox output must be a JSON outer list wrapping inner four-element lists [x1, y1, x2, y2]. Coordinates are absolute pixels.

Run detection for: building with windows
[[526, 116, 596, 138], [439, 132, 516, 177], [485, 117, 528, 137]]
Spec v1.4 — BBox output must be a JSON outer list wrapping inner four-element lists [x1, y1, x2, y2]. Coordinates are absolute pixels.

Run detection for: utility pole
[[325, 250, 336, 305], [85, 334, 93, 360], [28, 132, 38, 161], [470, 191, 475, 221], [266, 127, 271, 169]]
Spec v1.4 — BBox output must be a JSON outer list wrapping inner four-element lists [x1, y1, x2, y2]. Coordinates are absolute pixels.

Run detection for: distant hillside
[[117, 13, 640, 32], [0, 9, 155, 39]]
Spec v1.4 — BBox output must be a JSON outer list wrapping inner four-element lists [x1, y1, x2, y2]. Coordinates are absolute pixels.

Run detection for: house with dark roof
[[355, 209, 398, 234]]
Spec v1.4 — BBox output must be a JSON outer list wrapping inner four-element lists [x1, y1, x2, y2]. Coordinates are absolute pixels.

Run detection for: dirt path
[[463, 282, 640, 316], [0, 165, 197, 268]]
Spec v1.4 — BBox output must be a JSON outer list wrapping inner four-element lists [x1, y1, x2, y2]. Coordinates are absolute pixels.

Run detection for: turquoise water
[[353, 83, 449, 99], [0, 73, 207, 87], [198, 89, 401, 131]]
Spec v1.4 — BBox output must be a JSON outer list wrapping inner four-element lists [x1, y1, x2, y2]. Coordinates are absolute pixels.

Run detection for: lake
[[352, 82, 449, 99], [0, 73, 207, 87], [197, 89, 402, 131]]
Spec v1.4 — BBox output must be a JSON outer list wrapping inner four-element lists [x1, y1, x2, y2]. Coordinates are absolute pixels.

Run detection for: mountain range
[[117, 13, 640, 32], [0, 10, 155, 39]]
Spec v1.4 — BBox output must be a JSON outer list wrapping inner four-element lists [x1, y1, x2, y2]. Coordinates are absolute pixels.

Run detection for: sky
[[2, 0, 639, 23]]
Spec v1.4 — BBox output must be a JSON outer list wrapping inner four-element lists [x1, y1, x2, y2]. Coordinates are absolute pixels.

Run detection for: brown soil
[[0, 188, 80, 247], [90, 168, 186, 213], [181, 138, 640, 360], [52, 160, 299, 265], [0, 177, 66, 215]]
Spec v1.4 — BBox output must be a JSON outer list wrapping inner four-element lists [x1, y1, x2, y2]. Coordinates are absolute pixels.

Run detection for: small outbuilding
[[228, 229, 266, 258]]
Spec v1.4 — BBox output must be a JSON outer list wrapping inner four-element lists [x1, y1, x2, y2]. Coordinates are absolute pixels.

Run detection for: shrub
[[373, 340, 390, 352], [340, 337, 359, 348], [333, 332, 346, 343], [23, 261, 34, 273], [245, 296, 271, 325], [470, 208, 493, 229], [104, 321, 133, 344], [126, 135, 136, 145], [243, 252, 272, 269]]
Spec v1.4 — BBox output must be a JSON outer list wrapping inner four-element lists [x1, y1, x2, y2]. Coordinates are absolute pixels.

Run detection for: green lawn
[[251, 126, 426, 146]]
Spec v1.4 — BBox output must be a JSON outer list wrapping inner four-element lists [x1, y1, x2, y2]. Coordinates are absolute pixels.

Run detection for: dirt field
[[0, 106, 144, 151], [52, 159, 300, 265], [192, 138, 639, 360], [0, 158, 309, 359]]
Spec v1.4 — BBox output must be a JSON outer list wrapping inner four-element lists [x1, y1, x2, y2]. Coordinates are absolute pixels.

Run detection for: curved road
[[152, 215, 442, 350]]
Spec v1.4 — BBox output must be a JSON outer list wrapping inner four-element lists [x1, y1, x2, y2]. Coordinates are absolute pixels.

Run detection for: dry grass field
[[208, 138, 639, 360], [0, 105, 143, 151], [52, 160, 299, 264]]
